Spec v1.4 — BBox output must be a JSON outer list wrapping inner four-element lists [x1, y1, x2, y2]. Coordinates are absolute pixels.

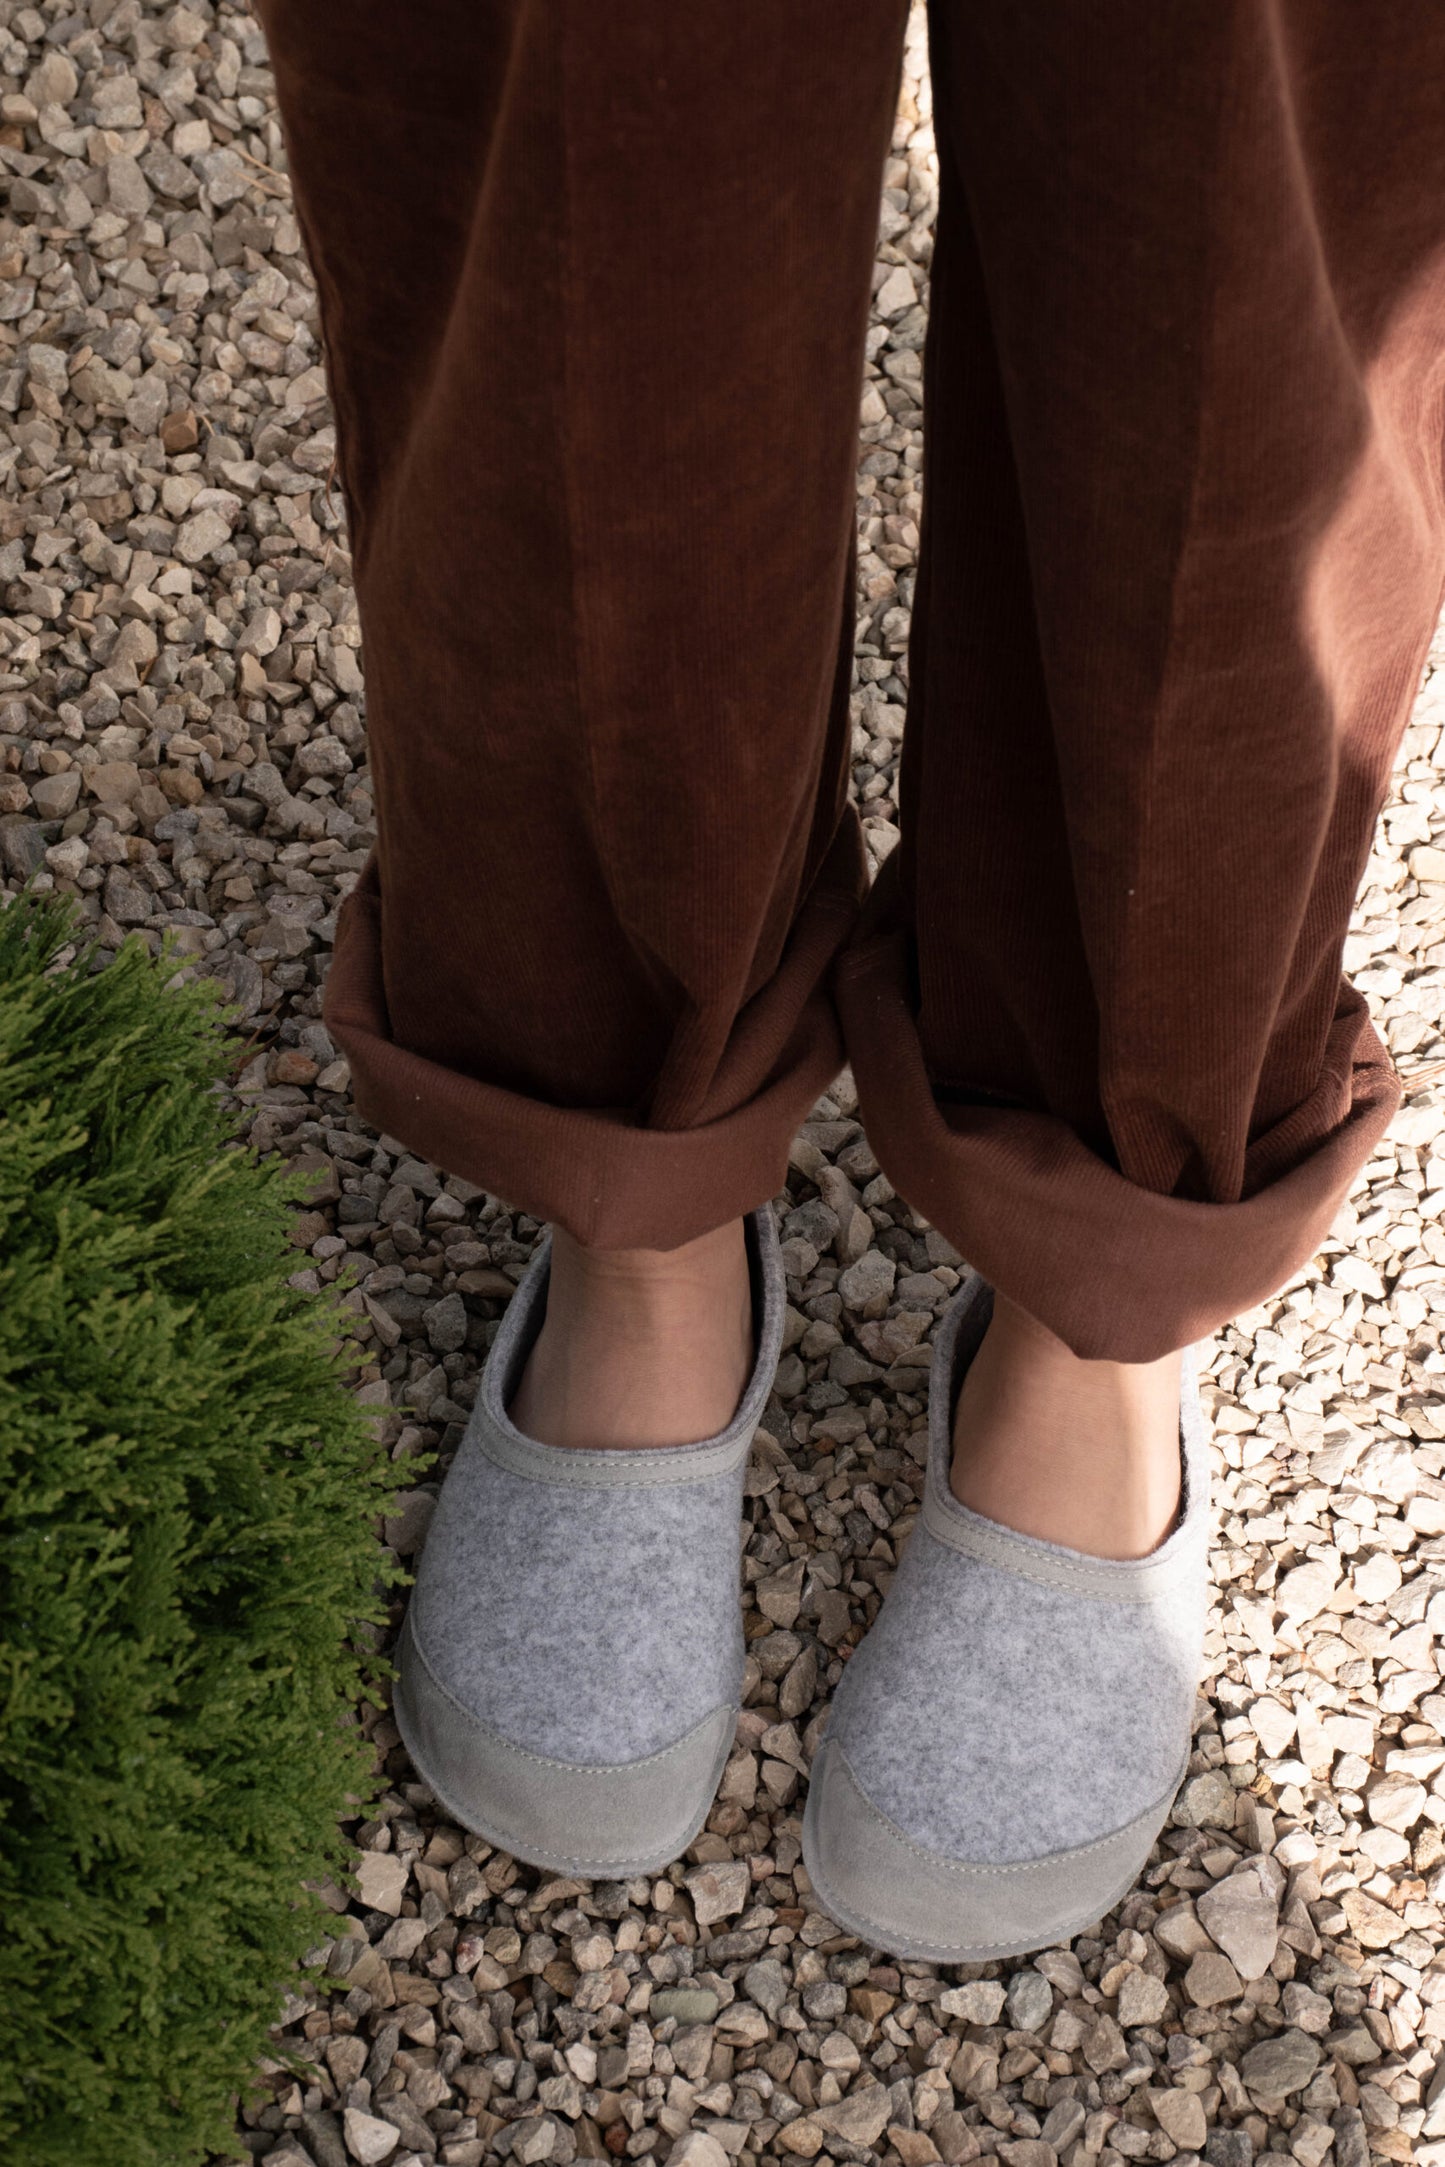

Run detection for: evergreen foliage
[[0, 895, 393, 2166]]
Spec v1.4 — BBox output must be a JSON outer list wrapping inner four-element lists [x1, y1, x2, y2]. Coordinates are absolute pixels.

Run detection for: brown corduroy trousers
[[256, 2, 1445, 1361]]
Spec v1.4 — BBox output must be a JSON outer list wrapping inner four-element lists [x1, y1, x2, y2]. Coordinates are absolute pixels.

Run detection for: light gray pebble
[[837, 1247, 896, 1309], [1240, 2030, 1323, 2099], [1006, 1968, 1054, 2032], [422, 1293, 468, 1353]]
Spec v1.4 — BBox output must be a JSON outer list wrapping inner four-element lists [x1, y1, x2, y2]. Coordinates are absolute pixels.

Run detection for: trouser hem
[[323, 861, 859, 1252], [835, 930, 1400, 1361]]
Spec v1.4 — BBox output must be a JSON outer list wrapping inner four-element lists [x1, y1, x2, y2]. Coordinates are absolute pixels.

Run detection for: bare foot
[[950, 1292, 1183, 1558], [509, 1218, 754, 1450]]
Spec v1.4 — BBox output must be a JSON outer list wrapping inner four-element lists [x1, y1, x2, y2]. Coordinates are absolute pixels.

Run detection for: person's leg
[[810, 8, 1445, 1953], [253, 1, 912, 1872], [508, 1220, 755, 1450], [946, 1293, 1183, 1557], [838, 0, 1445, 1550], [254, 0, 907, 1445]]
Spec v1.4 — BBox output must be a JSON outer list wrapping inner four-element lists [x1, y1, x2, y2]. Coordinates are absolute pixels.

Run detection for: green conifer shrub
[[0, 895, 394, 2166]]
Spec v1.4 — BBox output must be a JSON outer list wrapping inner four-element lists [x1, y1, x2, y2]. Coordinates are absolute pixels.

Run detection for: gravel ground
[[4, 8, 1445, 2167]]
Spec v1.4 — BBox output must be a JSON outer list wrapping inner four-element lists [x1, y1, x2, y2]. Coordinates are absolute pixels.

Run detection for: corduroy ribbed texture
[[257, 0, 1445, 1357]]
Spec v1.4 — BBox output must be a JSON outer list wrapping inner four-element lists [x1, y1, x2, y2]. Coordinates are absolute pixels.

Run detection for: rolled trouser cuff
[[836, 929, 1399, 1361], [323, 839, 862, 1250]]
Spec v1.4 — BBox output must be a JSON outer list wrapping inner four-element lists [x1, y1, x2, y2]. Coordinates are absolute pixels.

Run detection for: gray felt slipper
[[394, 1207, 784, 1879], [803, 1274, 1211, 1962]]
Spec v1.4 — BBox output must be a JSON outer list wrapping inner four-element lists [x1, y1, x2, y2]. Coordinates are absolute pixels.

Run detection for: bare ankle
[[546, 1220, 750, 1312], [509, 1217, 754, 1451], [949, 1293, 1184, 1558]]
